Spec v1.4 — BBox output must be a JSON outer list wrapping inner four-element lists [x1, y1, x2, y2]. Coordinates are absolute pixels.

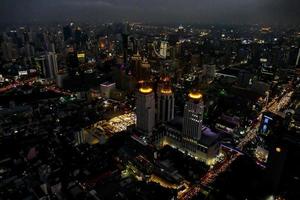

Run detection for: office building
[[157, 79, 174, 123], [100, 82, 116, 99], [160, 41, 168, 59], [45, 52, 58, 79], [136, 85, 155, 136], [182, 91, 204, 141], [139, 58, 151, 81]]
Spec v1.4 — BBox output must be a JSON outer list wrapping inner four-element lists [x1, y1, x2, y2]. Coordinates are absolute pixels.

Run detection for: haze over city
[[1, 0, 300, 25]]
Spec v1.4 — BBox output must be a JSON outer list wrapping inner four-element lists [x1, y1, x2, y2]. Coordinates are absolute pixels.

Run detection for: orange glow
[[160, 88, 172, 94], [139, 87, 153, 94], [188, 91, 203, 99]]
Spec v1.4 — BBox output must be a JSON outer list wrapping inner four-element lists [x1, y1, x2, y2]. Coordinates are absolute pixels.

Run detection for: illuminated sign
[[259, 114, 274, 136]]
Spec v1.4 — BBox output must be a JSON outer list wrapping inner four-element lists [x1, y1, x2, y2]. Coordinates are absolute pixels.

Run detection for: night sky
[[1, 0, 299, 25]]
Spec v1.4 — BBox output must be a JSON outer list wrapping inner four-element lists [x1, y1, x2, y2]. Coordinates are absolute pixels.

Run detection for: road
[[0, 77, 72, 96], [179, 89, 294, 200], [0, 77, 37, 93]]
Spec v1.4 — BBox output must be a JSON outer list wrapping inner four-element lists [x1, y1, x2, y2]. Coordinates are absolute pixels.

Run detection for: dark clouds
[[0, 0, 299, 25]]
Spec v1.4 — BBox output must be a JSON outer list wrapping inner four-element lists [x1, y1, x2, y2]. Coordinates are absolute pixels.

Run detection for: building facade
[[136, 86, 155, 136]]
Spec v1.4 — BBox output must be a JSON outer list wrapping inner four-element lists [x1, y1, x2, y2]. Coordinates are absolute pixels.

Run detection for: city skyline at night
[[0, 1, 300, 200]]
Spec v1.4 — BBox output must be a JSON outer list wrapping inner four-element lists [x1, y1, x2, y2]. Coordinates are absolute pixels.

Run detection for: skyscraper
[[122, 23, 129, 69], [45, 52, 58, 79], [138, 58, 151, 82], [182, 91, 204, 141], [296, 48, 300, 67], [63, 25, 72, 41], [159, 41, 168, 59], [157, 77, 174, 123], [136, 85, 155, 136], [203, 64, 216, 82], [130, 51, 142, 80]]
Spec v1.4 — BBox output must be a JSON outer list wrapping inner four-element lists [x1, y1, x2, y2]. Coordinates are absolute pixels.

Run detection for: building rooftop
[[100, 82, 115, 87], [139, 87, 153, 94], [165, 118, 219, 147], [188, 91, 203, 100], [200, 127, 219, 147]]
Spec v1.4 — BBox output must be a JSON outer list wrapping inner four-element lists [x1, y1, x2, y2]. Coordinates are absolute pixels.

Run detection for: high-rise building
[[296, 48, 300, 67], [66, 51, 79, 77], [159, 41, 168, 59], [183, 91, 204, 141], [1, 42, 13, 61], [138, 58, 151, 81], [157, 78, 174, 123], [122, 23, 129, 69], [63, 25, 72, 41], [238, 70, 253, 88], [203, 64, 216, 81], [136, 85, 155, 136], [130, 51, 142, 80], [45, 52, 58, 79], [35, 56, 46, 76]]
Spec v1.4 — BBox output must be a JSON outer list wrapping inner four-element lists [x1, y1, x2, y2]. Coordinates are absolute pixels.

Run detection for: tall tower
[[157, 77, 174, 123], [136, 84, 155, 136], [182, 91, 204, 141]]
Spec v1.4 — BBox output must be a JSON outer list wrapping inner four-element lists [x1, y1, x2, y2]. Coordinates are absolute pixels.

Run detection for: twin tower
[[136, 78, 204, 143]]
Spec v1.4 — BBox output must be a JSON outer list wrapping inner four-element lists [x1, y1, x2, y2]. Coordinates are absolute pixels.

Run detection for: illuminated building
[[259, 112, 283, 136], [183, 91, 204, 141], [155, 91, 219, 165], [157, 80, 174, 123], [159, 41, 168, 59], [56, 70, 67, 88], [100, 82, 116, 99], [215, 114, 241, 135], [136, 85, 155, 136], [99, 36, 109, 50], [35, 56, 46, 76], [75, 130, 86, 145], [203, 64, 216, 81], [77, 51, 86, 63]]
